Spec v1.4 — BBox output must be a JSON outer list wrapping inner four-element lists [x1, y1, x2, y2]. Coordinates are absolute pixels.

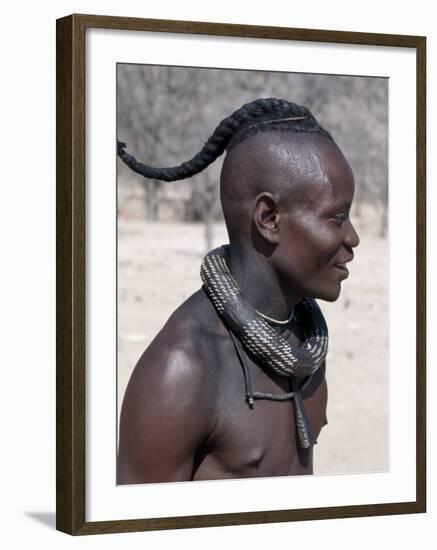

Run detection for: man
[[117, 98, 359, 483]]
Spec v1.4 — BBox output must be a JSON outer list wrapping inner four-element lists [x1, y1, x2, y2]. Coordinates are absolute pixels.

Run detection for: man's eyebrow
[[334, 201, 351, 211], [322, 201, 351, 214]]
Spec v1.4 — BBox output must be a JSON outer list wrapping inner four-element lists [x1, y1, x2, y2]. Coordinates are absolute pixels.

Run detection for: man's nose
[[345, 219, 360, 249]]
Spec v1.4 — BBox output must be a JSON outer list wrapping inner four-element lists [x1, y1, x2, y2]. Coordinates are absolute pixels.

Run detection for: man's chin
[[312, 283, 342, 303]]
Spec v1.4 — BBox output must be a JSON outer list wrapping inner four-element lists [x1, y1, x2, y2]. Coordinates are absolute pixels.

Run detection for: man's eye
[[334, 214, 347, 226]]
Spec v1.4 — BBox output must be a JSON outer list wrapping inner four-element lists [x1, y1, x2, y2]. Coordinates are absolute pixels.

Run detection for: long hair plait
[[117, 98, 334, 182]]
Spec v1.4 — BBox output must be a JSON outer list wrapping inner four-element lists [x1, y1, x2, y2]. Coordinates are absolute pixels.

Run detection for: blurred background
[[117, 64, 388, 476]]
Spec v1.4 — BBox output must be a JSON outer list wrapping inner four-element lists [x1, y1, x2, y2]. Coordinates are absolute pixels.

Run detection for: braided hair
[[117, 98, 334, 182]]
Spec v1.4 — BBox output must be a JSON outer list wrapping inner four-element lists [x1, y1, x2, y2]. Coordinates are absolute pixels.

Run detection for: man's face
[[271, 137, 360, 302]]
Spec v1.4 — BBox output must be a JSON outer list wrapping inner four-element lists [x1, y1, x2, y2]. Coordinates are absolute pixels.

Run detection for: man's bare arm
[[117, 343, 216, 484]]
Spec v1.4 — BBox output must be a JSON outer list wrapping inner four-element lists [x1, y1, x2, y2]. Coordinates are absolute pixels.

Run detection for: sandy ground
[[117, 206, 388, 475]]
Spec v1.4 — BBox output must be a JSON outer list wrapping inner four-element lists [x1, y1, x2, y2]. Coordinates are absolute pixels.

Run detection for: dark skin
[[117, 132, 360, 484]]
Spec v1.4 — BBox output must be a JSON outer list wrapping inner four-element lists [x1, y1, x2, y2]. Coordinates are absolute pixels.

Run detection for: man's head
[[117, 97, 360, 301], [220, 131, 360, 302]]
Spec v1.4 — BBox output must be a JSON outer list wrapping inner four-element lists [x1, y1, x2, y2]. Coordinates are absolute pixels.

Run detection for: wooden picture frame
[[56, 13, 426, 535]]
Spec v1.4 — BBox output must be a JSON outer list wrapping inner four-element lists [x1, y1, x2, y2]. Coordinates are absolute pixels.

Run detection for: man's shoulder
[[118, 290, 223, 481], [156, 287, 225, 355], [128, 289, 226, 403]]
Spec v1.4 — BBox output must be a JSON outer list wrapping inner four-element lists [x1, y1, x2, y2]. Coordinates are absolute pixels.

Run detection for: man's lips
[[334, 264, 349, 277], [333, 256, 353, 277]]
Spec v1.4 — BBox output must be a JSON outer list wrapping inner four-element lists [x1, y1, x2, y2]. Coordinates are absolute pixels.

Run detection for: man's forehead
[[249, 131, 336, 167], [221, 129, 353, 208], [236, 132, 336, 190], [252, 132, 353, 205]]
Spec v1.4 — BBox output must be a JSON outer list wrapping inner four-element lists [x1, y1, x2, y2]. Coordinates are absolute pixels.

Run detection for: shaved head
[[220, 131, 349, 246]]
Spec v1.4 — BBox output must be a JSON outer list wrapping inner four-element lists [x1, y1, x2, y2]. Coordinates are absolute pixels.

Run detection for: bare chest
[[192, 341, 328, 481]]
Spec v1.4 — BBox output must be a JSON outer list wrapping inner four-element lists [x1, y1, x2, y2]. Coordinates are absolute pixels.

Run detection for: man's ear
[[253, 192, 281, 244]]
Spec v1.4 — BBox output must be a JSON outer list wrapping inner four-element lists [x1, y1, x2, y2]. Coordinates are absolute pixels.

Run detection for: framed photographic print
[[56, 13, 426, 535]]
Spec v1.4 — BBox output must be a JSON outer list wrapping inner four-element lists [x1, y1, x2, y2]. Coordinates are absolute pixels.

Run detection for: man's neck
[[228, 244, 301, 323]]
